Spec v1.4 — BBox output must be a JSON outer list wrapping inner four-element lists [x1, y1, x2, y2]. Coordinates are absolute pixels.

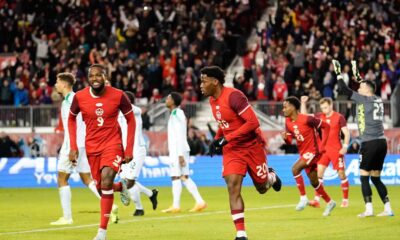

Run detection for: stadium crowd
[[236, 0, 400, 102], [0, 0, 266, 106]]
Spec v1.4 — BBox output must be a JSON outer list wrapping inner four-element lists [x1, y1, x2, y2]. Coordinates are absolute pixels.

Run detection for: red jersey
[[316, 111, 346, 151], [209, 87, 262, 147], [68, 86, 135, 156], [285, 114, 330, 156]]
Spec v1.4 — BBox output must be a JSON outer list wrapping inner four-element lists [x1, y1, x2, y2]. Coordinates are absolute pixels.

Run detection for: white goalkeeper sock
[[136, 181, 153, 197], [129, 184, 143, 210], [88, 181, 101, 199], [59, 185, 72, 220], [183, 178, 204, 204], [172, 179, 182, 208]]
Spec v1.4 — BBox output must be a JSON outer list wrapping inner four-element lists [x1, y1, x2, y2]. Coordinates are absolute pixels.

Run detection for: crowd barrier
[[1, 154, 399, 188]]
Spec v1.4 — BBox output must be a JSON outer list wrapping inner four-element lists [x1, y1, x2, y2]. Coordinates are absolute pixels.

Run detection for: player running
[[51, 72, 102, 225], [68, 64, 135, 240], [300, 96, 351, 208], [282, 96, 336, 216], [333, 59, 394, 217], [200, 66, 281, 240], [162, 92, 207, 213], [118, 91, 158, 216]]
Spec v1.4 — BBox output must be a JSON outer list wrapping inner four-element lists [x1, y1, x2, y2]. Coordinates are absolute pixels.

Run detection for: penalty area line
[[0, 204, 295, 236]]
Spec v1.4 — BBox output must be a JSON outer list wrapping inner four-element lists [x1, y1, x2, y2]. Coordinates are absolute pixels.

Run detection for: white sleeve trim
[[69, 110, 78, 116], [317, 119, 322, 129], [238, 105, 251, 115], [123, 109, 133, 115]]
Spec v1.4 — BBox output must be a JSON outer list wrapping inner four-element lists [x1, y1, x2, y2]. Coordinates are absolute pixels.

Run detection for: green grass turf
[[0, 186, 398, 240]]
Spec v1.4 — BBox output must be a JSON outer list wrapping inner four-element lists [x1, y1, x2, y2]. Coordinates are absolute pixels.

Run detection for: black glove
[[208, 137, 228, 157]]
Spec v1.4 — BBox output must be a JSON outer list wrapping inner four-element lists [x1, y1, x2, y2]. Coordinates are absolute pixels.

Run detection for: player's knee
[[171, 176, 180, 181], [292, 166, 300, 176], [370, 176, 382, 185], [360, 175, 370, 185], [57, 175, 69, 187], [126, 179, 135, 189]]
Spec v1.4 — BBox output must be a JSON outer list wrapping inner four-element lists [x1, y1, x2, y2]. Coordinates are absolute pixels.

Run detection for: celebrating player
[[300, 96, 351, 208], [200, 66, 281, 240], [119, 91, 158, 216], [68, 64, 135, 240], [282, 96, 336, 216], [162, 92, 207, 213], [50, 72, 101, 225], [333, 59, 394, 217]]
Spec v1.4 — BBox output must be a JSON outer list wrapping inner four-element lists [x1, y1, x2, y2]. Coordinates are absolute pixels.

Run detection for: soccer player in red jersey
[[282, 96, 336, 216], [68, 64, 136, 240], [200, 66, 281, 240], [300, 96, 350, 208]]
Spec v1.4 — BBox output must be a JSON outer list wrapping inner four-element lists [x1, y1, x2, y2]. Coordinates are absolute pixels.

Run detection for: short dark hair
[[88, 64, 107, 75], [57, 72, 76, 86], [361, 80, 376, 93], [200, 66, 225, 84], [124, 91, 135, 104], [285, 96, 301, 110], [170, 92, 182, 106]]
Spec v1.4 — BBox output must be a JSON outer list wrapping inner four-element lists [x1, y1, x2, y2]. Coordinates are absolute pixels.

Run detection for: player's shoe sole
[[149, 189, 159, 210], [323, 200, 336, 216], [308, 200, 320, 208], [189, 202, 207, 212], [161, 207, 181, 213], [120, 178, 131, 206], [268, 167, 282, 191], [358, 212, 374, 218], [50, 217, 73, 225], [110, 204, 119, 223], [377, 211, 394, 217]]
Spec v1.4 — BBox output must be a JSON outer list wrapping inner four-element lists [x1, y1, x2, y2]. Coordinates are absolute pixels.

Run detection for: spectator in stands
[[0, 132, 21, 157], [0, 79, 13, 105], [272, 76, 288, 101], [149, 88, 162, 104], [10, 80, 29, 106], [187, 129, 205, 156]]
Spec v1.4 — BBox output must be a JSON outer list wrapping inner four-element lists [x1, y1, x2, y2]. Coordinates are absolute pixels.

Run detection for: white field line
[[0, 204, 295, 236]]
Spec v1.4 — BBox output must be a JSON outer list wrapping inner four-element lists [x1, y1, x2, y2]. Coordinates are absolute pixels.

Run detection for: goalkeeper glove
[[351, 60, 362, 82], [208, 137, 228, 157]]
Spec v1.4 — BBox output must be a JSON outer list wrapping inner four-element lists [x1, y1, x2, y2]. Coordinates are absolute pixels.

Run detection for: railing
[[0, 105, 60, 129]]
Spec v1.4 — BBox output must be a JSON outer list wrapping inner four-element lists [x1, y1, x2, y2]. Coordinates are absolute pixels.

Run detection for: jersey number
[[373, 102, 384, 121], [256, 163, 267, 178], [217, 120, 229, 129], [97, 117, 104, 126]]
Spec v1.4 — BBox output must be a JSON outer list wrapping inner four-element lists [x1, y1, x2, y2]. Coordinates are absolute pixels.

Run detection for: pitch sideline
[[0, 204, 296, 236]]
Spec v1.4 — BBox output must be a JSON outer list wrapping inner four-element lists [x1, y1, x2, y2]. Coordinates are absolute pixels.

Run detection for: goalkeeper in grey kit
[[332, 59, 394, 217]]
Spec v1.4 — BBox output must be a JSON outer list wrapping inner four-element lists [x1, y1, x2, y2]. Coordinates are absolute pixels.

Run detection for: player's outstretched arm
[[332, 59, 353, 98], [300, 96, 312, 115]]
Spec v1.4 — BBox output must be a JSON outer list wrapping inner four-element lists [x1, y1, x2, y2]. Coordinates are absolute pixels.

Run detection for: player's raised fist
[[300, 96, 309, 103], [68, 149, 78, 166]]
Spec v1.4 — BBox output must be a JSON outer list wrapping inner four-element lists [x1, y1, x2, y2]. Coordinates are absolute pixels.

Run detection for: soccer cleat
[[341, 199, 349, 208], [120, 178, 131, 206], [149, 189, 159, 210], [308, 200, 320, 208], [133, 209, 144, 216], [295, 199, 308, 211], [323, 200, 336, 216], [50, 217, 73, 225], [161, 206, 181, 213], [377, 211, 394, 217], [358, 212, 374, 218], [93, 229, 107, 240], [110, 204, 119, 223], [235, 237, 248, 240], [268, 167, 282, 192], [189, 202, 208, 212]]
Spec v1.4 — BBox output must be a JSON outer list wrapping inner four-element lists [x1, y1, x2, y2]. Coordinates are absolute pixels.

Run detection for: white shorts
[[58, 146, 91, 174], [120, 146, 147, 180], [169, 151, 190, 177]]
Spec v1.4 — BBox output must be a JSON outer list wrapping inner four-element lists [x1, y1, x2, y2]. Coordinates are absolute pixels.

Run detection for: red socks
[[231, 209, 245, 232], [294, 174, 306, 196], [100, 189, 114, 229], [315, 180, 331, 203], [341, 178, 349, 199]]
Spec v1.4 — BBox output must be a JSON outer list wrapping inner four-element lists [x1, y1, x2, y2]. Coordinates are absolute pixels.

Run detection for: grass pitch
[[0, 186, 399, 240]]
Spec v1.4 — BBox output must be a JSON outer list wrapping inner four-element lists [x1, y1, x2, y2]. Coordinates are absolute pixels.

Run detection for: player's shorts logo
[[96, 108, 104, 116]]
